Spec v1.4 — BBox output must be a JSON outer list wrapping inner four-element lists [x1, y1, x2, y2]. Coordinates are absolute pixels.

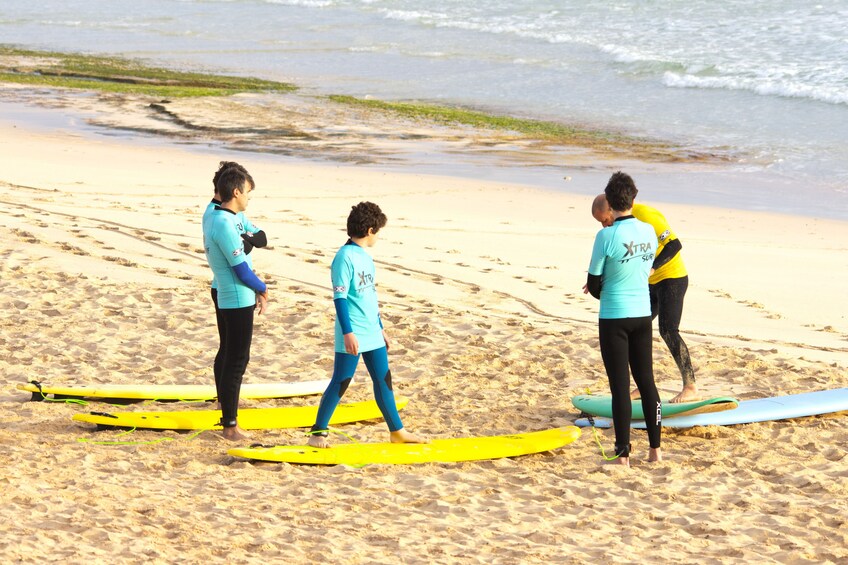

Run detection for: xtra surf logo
[[620, 240, 654, 263], [358, 270, 374, 288]]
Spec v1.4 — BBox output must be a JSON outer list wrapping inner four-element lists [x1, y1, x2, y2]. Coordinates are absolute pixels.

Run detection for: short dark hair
[[212, 161, 254, 193], [216, 167, 251, 203], [604, 171, 638, 211], [347, 201, 387, 238]]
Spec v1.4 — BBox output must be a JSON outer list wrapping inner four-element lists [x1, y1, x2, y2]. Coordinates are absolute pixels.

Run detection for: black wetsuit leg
[[628, 317, 662, 449], [211, 289, 226, 398], [599, 316, 662, 455], [218, 304, 254, 428], [650, 276, 695, 387]]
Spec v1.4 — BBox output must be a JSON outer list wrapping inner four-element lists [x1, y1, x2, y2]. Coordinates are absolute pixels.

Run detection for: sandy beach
[[1, 87, 847, 564]]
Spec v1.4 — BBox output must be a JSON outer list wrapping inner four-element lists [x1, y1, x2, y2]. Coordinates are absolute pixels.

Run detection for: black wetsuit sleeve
[[652, 238, 682, 271], [586, 273, 602, 300]]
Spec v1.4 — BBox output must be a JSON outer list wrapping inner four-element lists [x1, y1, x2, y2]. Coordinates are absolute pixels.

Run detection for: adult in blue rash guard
[[307, 201, 426, 448], [202, 167, 269, 441], [586, 172, 663, 466], [204, 162, 268, 407]]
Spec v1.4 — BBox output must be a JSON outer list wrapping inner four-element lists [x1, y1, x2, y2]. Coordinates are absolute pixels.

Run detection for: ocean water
[[2, 0, 847, 218]]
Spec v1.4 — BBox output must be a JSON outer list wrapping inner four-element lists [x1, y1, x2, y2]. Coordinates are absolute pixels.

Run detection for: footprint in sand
[[709, 289, 733, 299]]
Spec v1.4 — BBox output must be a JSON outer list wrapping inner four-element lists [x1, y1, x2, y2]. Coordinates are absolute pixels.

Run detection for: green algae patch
[[0, 47, 296, 98], [327, 94, 700, 162]]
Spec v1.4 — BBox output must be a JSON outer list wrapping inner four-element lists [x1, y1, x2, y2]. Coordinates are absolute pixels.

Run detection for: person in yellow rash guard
[[590, 185, 697, 403]]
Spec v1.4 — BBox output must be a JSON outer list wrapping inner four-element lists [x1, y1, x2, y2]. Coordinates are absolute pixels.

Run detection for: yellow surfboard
[[72, 397, 407, 431], [19, 379, 329, 402], [228, 426, 581, 465]]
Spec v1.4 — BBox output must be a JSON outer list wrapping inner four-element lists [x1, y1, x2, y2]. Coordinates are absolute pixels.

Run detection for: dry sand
[[1, 100, 847, 564]]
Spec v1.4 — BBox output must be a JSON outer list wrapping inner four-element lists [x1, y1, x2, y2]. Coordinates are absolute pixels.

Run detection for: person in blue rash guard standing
[[204, 162, 268, 409], [307, 201, 426, 448], [585, 172, 663, 466], [202, 166, 269, 441]]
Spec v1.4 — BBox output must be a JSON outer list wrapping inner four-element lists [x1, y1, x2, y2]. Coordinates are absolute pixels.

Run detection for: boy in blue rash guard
[[585, 171, 663, 467], [205, 162, 268, 404], [307, 201, 426, 448], [203, 167, 269, 441]]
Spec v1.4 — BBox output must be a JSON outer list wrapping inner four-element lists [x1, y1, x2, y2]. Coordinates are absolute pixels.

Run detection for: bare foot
[[221, 425, 250, 441], [307, 434, 331, 449], [669, 384, 698, 404], [648, 447, 662, 462], [605, 456, 630, 467], [630, 388, 641, 400], [390, 428, 428, 444]]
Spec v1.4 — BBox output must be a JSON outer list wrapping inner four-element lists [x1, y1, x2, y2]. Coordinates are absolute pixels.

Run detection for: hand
[[241, 233, 255, 255], [582, 284, 589, 295], [649, 268, 655, 276], [382, 329, 391, 352], [343, 333, 359, 356], [256, 291, 269, 316]]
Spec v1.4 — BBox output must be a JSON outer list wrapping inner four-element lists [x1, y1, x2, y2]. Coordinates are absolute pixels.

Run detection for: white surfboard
[[575, 388, 848, 428], [18, 379, 330, 402]]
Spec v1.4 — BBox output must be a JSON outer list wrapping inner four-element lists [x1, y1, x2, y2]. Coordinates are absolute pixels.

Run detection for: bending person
[[590, 190, 696, 403]]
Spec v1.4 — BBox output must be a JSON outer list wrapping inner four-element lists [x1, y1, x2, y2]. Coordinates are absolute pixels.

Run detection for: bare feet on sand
[[605, 448, 661, 466], [669, 384, 698, 403], [307, 434, 331, 449], [390, 429, 428, 444], [221, 425, 250, 441], [606, 456, 630, 467]]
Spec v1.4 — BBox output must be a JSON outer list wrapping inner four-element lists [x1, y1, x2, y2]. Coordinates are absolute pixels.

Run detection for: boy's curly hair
[[347, 201, 387, 238]]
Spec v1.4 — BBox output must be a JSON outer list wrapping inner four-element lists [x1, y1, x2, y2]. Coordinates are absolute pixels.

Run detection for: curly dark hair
[[347, 201, 387, 238], [216, 167, 251, 203], [604, 171, 639, 211], [212, 161, 254, 194]]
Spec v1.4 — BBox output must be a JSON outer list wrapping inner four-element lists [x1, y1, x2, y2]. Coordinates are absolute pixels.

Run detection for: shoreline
[[3, 86, 845, 221]]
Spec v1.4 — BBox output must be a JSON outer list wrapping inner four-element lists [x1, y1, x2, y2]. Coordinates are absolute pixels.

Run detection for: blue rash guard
[[311, 239, 402, 435], [588, 216, 656, 319], [330, 240, 385, 353], [203, 199, 264, 290], [203, 205, 266, 309]]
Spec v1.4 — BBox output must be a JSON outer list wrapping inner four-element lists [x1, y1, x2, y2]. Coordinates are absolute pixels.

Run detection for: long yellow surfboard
[[72, 397, 407, 431], [19, 379, 329, 402], [228, 426, 581, 465]]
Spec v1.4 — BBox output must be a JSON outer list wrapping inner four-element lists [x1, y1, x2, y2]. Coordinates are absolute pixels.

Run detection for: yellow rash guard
[[632, 203, 687, 284]]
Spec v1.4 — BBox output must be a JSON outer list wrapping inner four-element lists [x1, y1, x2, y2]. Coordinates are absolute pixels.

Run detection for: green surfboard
[[572, 394, 738, 420]]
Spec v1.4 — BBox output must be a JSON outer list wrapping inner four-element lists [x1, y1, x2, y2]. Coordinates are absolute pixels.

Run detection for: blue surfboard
[[575, 388, 848, 429]]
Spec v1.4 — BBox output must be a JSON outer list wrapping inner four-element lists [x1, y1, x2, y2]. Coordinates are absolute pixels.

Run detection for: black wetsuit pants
[[211, 289, 254, 428], [599, 316, 662, 455], [650, 275, 695, 387]]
